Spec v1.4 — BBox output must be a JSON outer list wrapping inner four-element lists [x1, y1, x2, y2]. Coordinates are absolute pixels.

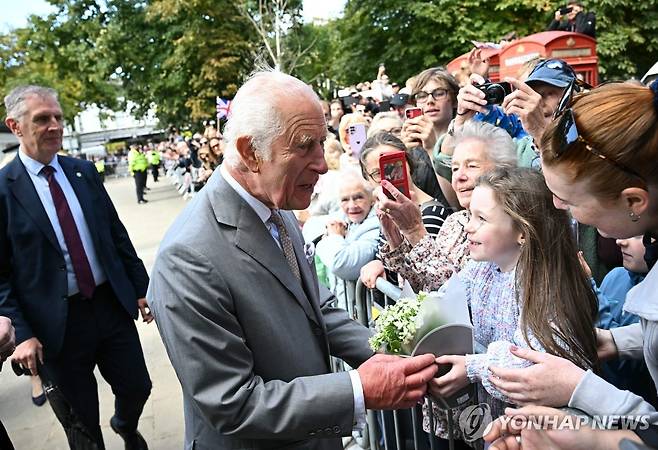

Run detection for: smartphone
[[347, 124, 368, 157], [404, 107, 423, 120], [379, 150, 410, 199]]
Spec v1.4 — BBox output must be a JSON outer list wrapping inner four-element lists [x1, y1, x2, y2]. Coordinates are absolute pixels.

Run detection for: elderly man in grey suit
[[148, 71, 438, 450]]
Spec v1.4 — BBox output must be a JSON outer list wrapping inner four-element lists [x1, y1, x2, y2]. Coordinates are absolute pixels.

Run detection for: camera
[[476, 82, 512, 105], [559, 6, 573, 15]]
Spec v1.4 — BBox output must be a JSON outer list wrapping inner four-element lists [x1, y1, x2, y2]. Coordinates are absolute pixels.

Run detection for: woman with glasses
[[484, 81, 658, 449]]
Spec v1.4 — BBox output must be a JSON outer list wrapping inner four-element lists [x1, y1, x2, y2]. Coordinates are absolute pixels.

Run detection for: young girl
[[425, 167, 599, 435]]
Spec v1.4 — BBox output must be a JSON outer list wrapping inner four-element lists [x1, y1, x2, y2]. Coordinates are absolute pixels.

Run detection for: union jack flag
[[216, 97, 232, 122]]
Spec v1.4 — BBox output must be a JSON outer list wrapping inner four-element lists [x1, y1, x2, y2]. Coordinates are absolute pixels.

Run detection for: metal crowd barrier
[[336, 277, 487, 450]]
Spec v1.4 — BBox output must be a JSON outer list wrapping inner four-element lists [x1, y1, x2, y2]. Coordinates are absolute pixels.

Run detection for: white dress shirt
[[19, 150, 106, 296]]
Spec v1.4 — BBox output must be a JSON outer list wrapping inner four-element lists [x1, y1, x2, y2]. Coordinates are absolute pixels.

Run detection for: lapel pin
[[76, 172, 82, 177]]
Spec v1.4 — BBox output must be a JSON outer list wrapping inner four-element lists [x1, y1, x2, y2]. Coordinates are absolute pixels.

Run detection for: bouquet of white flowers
[[368, 292, 428, 354], [368, 275, 471, 356]]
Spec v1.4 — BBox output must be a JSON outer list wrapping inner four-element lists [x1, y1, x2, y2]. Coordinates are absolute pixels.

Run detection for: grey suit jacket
[[148, 170, 374, 450]]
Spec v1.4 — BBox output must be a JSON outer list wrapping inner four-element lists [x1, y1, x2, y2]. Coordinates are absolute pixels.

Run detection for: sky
[[0, 0, 57, 32], [0, 0, 345, 32]]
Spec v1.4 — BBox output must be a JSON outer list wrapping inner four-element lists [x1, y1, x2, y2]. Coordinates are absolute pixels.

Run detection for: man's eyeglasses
[[553, 84, 644, 183], [414, 88, 448, 103]]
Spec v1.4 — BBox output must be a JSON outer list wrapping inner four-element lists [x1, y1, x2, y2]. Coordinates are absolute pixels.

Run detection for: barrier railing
[[344, 277, 487, 450]]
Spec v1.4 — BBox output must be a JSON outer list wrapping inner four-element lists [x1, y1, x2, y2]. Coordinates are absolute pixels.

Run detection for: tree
[[330, 0, 658, 87], [1, 0, 259, 127]]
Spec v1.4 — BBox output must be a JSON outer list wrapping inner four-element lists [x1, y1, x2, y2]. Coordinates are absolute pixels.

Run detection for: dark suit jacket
[[0, 155, 149, 359], [548, 11, 596, 38]]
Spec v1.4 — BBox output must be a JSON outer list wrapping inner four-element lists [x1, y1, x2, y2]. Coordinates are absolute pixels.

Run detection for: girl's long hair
[[477, 167, 598, 370]]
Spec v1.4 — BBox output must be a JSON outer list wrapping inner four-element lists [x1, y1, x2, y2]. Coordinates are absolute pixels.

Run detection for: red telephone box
[[498, 31, 598, 85], [447, 31, 598, 86]]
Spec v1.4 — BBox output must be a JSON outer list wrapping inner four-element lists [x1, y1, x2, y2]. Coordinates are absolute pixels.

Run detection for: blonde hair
[[541, 82, 658, 200], [338, 113, 369, 153]]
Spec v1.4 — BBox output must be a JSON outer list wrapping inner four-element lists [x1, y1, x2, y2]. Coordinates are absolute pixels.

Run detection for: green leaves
[[1, 0, 656, 128]]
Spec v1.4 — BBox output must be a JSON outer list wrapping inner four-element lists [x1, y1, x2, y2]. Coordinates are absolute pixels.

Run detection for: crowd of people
[[1, 5, 658, 450]]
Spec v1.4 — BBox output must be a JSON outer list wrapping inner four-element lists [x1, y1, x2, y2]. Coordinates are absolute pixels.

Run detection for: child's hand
[[429, 355, 469, 398]]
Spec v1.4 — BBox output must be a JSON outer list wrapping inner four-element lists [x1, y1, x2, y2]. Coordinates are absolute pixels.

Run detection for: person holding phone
[[402, 67, 459, 209], [402, 67, 459, 153], [338, 113, 370, 169], [548, 1, 596, 38], [358, 132, 453, 291]]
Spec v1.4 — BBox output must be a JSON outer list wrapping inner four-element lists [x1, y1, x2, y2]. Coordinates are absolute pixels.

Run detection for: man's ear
[[235, 136, 259, 172], [622, 187, 650, 217], [5, 118, 21, 137]]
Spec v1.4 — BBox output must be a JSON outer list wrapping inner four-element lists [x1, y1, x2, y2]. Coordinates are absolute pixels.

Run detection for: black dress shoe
[[138, 199, 148, 204], [110, 416, 148, 450]]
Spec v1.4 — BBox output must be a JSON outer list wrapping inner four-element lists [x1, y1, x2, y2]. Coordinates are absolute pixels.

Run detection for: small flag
[[216, 97, 232, 121]]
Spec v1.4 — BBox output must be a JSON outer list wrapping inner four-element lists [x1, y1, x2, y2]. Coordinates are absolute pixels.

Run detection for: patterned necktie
[[41, 166, 96, 299], [269, 210, 301, 281]]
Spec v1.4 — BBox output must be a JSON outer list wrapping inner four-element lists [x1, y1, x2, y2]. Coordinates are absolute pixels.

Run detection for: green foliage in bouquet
[[369, 292, 428, 355]]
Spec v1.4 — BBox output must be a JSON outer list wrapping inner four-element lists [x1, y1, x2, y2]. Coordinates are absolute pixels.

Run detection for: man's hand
[[358, 353, 437, 410], [326, 220, 347, 237], [0, 316, 16, 362], [360, 260, 385, 289], [11, 337, 43, 376], [596, 328, 618, 361], [487, 347, 585, 407], [502, 77, 550, 142], [429, 355, 469, 398], [138, 297, 154, 324], [555, 10, 562, 21], [377, 180, 426, 245], [401, 115, 436, 153]]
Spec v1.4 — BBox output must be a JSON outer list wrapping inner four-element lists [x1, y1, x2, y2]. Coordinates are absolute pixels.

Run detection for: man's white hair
[[223, 70, 318, 168], [4, 85, 59, 122]]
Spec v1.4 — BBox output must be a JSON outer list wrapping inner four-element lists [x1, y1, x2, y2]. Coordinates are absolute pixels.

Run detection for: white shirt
[[219, 164, 366, 430], [18, 150, 106, 296]]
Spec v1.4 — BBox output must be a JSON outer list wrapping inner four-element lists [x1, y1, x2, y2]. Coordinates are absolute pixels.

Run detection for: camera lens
[[484, 84, 506, 105]]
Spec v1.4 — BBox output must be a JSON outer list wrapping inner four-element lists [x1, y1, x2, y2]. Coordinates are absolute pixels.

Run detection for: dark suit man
[[148, 71, 438, 450], [0, 85, 152, 449], [548, 1, 596, 38]]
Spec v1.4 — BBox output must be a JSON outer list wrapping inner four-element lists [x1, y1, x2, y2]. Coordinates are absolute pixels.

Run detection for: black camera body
[[476, 82, 512, 105], [559, 6, 573, 15]]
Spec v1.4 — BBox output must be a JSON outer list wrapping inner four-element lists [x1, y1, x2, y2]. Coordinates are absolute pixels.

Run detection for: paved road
[[0, 174, 187, 449]]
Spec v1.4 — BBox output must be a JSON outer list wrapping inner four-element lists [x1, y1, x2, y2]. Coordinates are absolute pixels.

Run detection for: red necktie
[[41, 166, 96, 299]]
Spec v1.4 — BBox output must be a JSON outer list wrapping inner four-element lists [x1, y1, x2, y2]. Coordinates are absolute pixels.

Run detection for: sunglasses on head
[[552, 82, 645, 183]]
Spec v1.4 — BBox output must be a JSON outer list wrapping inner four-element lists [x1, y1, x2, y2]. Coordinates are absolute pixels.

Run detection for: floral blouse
[[380, 210, 471, 292]]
